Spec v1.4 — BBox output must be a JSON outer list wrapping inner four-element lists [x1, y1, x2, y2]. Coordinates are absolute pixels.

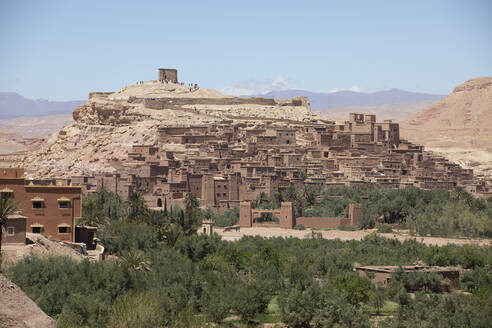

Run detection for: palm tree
[[120, 250, 152, 271], [126, 192, 148, 222], [182, 193, 200, 236], [254, 192, 269, 208], [0, 196, 19, 253]]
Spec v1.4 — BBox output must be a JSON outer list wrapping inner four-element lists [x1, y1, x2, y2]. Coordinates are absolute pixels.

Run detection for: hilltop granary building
[[0, 168, 82, 244], [158, 68, 178, 83]]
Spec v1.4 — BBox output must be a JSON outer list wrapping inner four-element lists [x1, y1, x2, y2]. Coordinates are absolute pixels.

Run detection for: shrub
[[332, 274, 372, 305], [58, 293, 109, 327], [108, 292, 165, 328], [337, 224, 356, 231], [200, 271, 234, 323], [377, 224, 393, 233], [208, 207, 239, 227], [98, 222, 158, 255], [294, 224, 306, 230], [313, 287, 371, 328], [232, 280, 270, 323], [278, 283, 322, 328]]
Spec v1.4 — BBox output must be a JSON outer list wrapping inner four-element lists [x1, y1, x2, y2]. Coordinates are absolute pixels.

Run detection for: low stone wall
[[295, 217, 351, 229], [61, 241, 88, 255], [144, 97, 277, 109]]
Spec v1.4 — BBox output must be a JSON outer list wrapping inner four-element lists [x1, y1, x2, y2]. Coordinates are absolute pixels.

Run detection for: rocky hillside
[[19, 80, 324, 177], [400, 77, 492, 177], [0, 274, 57, 328]]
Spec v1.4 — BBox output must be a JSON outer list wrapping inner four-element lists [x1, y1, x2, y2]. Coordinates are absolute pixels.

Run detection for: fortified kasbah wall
[[144, 97, 275, 108], [295, 204, 361, 229], [239, 202, 295, 228], [295, 217, 351, 229]]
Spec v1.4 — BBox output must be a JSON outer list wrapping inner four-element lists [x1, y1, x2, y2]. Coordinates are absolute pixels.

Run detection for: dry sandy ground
[[0, 274, 57, 328], [216, 227, 491, 247], [0, 114, 73, 138]]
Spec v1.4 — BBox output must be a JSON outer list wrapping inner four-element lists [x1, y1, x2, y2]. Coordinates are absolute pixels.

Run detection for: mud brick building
[[355, 265, 461, 291], [67, 112, 488, 229], [0, 168, 81, 243]]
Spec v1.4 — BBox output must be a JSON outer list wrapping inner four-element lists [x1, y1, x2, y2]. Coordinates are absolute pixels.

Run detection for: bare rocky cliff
[[400, 77, 492, 177], [20, 80, 322, 177]]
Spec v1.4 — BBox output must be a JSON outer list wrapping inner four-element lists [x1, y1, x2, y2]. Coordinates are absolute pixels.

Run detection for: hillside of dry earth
[[400, 77, 492, 177], [0, 274, 57, 328], [0, 114, 74, 138], [316, 100, 438, 122]]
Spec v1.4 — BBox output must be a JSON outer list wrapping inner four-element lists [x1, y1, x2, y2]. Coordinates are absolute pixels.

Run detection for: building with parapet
[[158, 68, 178, 83], [0, 168, 81, 243]]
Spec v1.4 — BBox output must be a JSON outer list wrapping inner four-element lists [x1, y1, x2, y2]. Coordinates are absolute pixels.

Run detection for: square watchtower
[[158, 68, 178, 83]]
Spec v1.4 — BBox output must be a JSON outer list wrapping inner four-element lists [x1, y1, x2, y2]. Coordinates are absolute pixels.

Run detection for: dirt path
[[216, 227, 491, 247]]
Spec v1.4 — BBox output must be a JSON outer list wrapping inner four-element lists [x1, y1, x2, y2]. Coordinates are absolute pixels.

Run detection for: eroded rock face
[[20, 80, 322, 177], [0, 274, 57, 328], [400, 77, 492, 176], [72, 81, 317, 126]]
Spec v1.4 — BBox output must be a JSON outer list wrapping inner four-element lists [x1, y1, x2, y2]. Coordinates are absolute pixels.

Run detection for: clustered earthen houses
[[65, 112, 486, 224], [1, 168, 81, 243]]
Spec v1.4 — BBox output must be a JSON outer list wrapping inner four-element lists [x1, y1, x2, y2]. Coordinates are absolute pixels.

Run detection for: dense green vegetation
[[209, 185, 492, 238], [303, 185, 492, 237], [3, 187, 492, 327]]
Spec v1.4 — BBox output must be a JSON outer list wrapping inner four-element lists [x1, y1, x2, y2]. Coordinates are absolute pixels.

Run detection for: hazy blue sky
[[0, 0, 491, 100]]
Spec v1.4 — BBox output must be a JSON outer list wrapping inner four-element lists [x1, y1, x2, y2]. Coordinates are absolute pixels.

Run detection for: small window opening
[[59, 201, 70, 209], [32, 201, 43, 209]]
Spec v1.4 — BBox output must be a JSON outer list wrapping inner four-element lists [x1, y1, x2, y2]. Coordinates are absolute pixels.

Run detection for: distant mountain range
[[0, 92, 84, 118], [248, 88, 445, 110]]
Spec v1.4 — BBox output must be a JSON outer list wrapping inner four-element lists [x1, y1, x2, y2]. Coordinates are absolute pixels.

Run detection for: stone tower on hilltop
[[158, 68, 178, 83]]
